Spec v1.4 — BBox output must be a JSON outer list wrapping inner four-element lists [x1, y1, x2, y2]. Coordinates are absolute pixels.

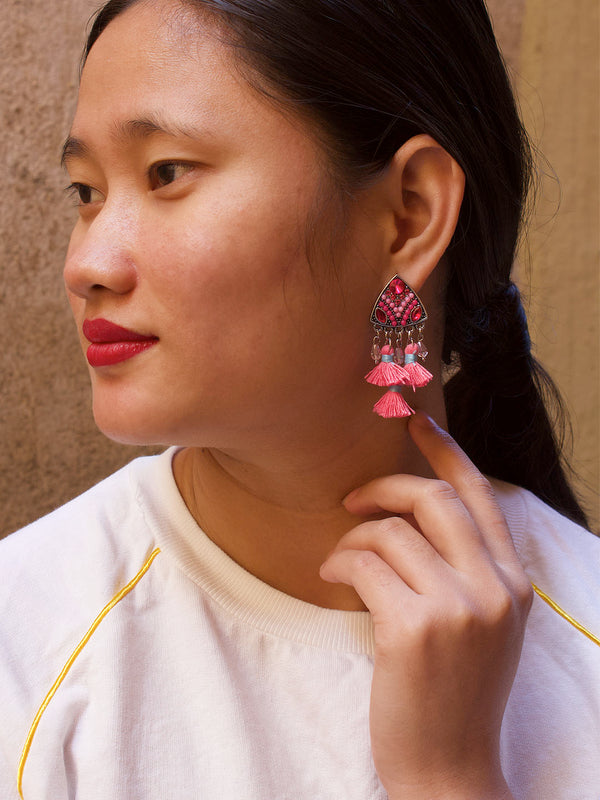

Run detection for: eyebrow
[[60, 114, 211, 168]]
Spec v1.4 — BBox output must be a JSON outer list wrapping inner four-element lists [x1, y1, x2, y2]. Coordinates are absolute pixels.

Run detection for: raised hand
[[320, 413, 532, 799]]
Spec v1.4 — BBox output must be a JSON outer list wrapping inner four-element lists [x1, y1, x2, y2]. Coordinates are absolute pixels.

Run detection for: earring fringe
[[402, 343, 433, 390], [365, 345, 409, 386], [372, 386, 415, 418]]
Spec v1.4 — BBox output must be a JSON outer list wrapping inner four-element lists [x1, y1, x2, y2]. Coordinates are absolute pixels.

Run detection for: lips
[[83, 318, 158, 367]]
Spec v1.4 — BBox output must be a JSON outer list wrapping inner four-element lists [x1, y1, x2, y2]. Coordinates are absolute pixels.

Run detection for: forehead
[[76, 2, 237, 121], [68, 0, 332, 201], [72, 0, 312, 159]]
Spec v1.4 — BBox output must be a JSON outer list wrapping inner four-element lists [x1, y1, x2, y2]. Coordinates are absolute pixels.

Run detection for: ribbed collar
[[138, 448, 375, 655], [138, 448, 528, 657]]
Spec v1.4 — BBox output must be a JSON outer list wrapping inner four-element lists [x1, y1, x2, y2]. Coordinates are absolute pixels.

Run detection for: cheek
[[145, 195, 314, 340]]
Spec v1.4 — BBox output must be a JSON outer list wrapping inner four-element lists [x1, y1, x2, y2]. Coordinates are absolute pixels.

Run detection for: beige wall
[[1, 0, 598, 537], [515, 0, 599, 529]]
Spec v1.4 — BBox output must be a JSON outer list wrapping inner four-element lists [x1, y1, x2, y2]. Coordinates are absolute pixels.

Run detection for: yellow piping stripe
[[14, 553, 597, 796], [532, 583, 600, 647], [17, 547, 161, 799]]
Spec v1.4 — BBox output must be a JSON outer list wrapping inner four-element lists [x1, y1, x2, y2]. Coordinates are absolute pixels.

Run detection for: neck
[[173, 389, 445, 610]]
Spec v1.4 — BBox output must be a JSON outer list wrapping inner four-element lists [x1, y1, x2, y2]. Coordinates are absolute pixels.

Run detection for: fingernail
[[342, 489, 359, 505], [411, 411, 434, 428]]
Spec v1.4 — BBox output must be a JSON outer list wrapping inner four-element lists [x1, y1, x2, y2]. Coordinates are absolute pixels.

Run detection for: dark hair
[[84, 0, 589, 528]]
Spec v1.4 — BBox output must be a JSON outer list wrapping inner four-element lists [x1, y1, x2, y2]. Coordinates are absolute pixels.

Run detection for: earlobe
[[385, 134, 465, 290]]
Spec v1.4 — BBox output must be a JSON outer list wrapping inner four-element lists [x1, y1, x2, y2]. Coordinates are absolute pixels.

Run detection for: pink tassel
[[372, 385, 415, 418], [403, 343, 432, 390], [365, 344, 409, 387]]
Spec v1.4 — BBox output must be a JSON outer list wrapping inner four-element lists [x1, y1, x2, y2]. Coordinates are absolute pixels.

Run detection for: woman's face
[[64, 0, 389, 449]]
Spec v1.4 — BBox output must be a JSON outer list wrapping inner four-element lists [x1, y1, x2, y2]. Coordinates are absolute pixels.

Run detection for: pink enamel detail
[[370, 276, 427, 331]]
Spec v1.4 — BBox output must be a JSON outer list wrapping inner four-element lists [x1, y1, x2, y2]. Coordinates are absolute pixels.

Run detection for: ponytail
[[444, 284, 588, 528]]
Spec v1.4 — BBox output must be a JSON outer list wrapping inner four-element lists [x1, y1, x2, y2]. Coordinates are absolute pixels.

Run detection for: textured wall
[[0, 0, 162, 538], [1, 0, 598, 537], [516, 0, 599, 529]]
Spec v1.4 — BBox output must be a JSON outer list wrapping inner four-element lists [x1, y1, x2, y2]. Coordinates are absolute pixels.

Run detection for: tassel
[[402, 343, 432, 390], [372, 385, 415, 418], [365, 345, 409, 387]]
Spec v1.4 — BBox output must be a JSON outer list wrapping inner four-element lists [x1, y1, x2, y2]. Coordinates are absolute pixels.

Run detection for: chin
[[94, 419, 164, 447], [91, 401, 175, 447], [91, 395, 221, 449]]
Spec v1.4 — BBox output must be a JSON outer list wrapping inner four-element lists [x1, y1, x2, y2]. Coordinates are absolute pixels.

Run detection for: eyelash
[[65, 161, 196, 206], [147, 161, 196, 189], [65, 182, 97, 206]]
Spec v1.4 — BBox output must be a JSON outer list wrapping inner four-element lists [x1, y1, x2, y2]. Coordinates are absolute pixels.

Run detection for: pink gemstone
[[411, 307, 422, 322], [375, 308, 387, 324], [390, 278, 406, 295]]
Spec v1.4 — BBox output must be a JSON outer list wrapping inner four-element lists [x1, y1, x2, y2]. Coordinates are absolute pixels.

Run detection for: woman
[[1, 0, 598, 798]]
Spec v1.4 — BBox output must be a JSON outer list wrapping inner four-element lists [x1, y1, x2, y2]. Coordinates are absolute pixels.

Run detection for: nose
[[64, 207, 138, 300]]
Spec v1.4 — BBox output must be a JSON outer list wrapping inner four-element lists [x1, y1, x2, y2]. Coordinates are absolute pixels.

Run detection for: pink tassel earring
[[366, 275, 433, 418]]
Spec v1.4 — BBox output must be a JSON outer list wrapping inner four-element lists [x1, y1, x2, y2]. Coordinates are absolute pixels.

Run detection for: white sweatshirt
[[0, 449, 598, 799]]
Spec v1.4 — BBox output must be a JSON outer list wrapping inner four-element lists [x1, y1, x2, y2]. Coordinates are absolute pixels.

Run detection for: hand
[[319, 413, 532, 799]]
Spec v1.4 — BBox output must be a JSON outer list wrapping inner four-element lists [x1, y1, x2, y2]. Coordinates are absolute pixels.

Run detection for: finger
[[319, 547, 418, 626], [407, 412, 520, 568], [327, 516, 454, 594], [343, 473, 486, 570]]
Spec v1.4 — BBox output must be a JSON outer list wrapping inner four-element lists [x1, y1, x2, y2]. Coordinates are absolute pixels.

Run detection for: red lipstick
[[83, 318, 158, 367]]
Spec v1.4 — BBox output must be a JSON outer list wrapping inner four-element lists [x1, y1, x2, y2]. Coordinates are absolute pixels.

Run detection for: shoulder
[[0, 451, 166, 589], [491, 481, 600, 793], [0, 451, 171, 772], [491, 477, 600, 644], [491, 478, 599, 589], [0, 450, 178, 625]]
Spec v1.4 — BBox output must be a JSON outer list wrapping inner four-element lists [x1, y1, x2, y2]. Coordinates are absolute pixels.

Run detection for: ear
[[380, 134, 465, 291]]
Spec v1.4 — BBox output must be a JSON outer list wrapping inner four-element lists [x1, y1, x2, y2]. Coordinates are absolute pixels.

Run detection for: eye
[[66, 183, 104, 206], [148, 161, 196, 190]]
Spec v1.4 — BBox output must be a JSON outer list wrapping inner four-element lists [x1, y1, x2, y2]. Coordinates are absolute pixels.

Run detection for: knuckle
[[480, 584, 528, 629], [462, 470, 494, 498], [445, 588, 513, 632], [425, 479, 459, 504], [515, 578, 534, 612], [447, 597, 477, 630], [354, 549, 381, 573], [353, 551, 396, 597], [491, 588, 515, 622], [376, 516, 406, 537]]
